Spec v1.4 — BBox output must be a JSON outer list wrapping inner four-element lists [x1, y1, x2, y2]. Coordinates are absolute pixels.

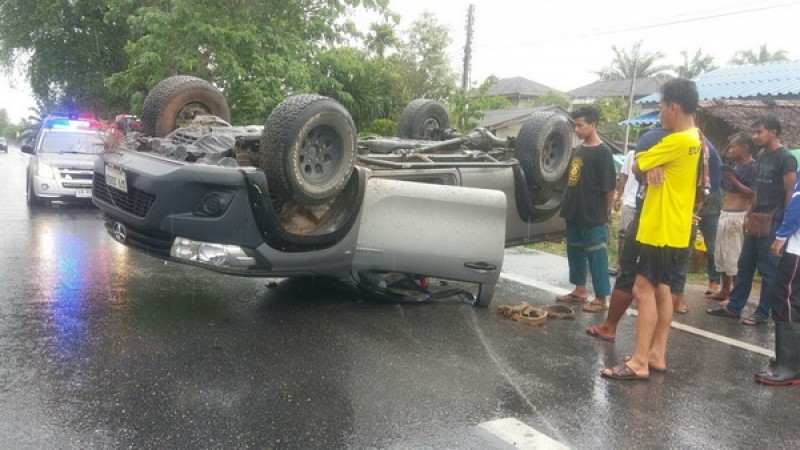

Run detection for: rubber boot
[[755, 322, 800, 386]]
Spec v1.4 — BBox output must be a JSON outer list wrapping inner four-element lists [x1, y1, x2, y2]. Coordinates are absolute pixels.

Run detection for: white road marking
[[500, 273, 775, 358], [500, 273, 571, 296], [478, 418, 569, 450], [626, 309, 774, 357]]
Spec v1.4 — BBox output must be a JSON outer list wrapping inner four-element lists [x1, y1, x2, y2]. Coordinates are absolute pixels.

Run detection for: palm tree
[[365, 22, 399, 59], [730, 44, 789, 65], [18, 104, 47, 144], [673, 49, 717, 78], [595, 41, 670, 80]]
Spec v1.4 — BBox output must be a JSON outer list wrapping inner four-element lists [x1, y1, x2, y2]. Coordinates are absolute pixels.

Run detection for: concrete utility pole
[[622, 59, 638, 151], [462, 4, 475, 92]]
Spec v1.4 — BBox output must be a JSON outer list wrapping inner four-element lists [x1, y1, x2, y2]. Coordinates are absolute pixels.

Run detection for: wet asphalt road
[[1, 147, 800, 449]]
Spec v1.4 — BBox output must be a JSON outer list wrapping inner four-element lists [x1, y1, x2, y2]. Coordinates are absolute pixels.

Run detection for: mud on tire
[[141, 75, 230, 137], [257, 95, 357, 205], [397, 99, 451, 139], [515, 112, 572, 187]]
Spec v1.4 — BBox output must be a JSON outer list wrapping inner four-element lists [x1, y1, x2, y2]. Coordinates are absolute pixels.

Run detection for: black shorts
[[636, 244, 688, 288], [614, 216, 641, 293]]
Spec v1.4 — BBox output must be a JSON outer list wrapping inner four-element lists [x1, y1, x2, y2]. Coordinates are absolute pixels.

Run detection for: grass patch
[[527, 210, 713, 284]]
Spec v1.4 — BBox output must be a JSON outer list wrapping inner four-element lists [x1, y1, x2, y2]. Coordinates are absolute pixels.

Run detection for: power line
[[472, 1, 799, 51]]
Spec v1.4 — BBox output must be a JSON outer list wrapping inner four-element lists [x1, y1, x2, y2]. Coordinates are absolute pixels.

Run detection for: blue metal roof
[[637, 60, 800, 104], [619, 111, 660, 126]]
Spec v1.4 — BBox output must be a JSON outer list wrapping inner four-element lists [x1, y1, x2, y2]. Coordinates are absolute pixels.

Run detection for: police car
[[22, 116, 108, 206]]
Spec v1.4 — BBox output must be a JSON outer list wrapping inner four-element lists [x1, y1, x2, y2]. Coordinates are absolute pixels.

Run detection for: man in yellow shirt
[[602, 78, 701, 380]]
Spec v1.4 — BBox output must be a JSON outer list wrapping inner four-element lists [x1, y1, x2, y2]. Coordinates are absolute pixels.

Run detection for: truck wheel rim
[[418, 117, 440, 138], [299, 125, 343, 185], [541, 133, 563, 173]]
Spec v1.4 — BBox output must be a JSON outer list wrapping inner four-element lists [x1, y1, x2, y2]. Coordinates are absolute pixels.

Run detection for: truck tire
[[515, 112, 572, 187], [140, 75, 230, 137], [258, 94, 357, 205], [397, 99, 450, 139]]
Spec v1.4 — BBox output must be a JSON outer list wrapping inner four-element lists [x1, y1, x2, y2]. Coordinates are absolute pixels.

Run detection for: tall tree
[[672, 49, 717, 78], [730, 44, 789, 65], [595, 41, 669, 80], [397, 12, 457, 101], [106, 0, 392, 124], [365, 22, 400, 59], [0, 0, 131, 117], [312, 47, 394, 128]]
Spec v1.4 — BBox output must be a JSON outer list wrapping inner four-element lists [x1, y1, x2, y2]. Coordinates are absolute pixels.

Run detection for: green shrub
[[362, 118, 396, 137]]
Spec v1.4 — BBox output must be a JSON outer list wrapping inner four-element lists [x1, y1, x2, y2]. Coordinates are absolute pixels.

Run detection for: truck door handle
[[464, 261, 497, 272]]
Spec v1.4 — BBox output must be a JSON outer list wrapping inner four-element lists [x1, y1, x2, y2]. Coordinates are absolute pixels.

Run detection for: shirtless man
[[708, 133, 756, 300]]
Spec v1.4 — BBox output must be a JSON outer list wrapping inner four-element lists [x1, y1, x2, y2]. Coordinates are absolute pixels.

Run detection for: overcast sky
[[366, 0, 800, 89], [2, 0, 799, 124]]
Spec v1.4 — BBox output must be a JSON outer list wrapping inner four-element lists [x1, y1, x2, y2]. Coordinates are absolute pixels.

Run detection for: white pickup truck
[[93, 76, 572, 306]]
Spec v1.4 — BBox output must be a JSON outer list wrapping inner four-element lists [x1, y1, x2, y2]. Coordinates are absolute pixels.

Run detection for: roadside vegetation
[[0, 1, 790, 147]]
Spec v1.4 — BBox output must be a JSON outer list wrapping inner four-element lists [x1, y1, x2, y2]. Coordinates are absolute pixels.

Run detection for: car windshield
[[40, 131, 105, 154]]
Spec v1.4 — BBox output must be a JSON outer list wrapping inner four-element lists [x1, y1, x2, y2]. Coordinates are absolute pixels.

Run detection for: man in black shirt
[[708, 116, 797, 325], [556, 106, 617, 312]]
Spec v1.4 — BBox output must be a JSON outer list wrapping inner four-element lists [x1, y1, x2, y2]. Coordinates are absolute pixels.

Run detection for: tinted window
[[40, 131, 105, 154]]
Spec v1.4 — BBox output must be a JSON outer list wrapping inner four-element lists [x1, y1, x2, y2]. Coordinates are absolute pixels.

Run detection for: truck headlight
[[36, 160, 56, 180], [170, 237, 256, 268]]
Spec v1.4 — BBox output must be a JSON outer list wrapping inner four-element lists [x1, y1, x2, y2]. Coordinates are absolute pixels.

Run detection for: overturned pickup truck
[[93, 76, 572, 306]]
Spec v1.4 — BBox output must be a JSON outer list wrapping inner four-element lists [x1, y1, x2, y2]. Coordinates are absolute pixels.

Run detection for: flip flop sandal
[[586, 325, 615, 342], [742, 315, 768, 326], [556, 293, 588, 303], [706, 306, 739, 318], [543, 304, 575, 320], [497, 302, 547, 326], [601, 362, 649, 381], [582, 300, 608, 313], [675, 307, 689, 314]]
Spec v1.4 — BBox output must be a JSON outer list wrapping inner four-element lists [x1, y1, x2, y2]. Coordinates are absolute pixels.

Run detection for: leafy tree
[[672, 49, 717, 78], [523, 89, 572, 110], [396, 12, 457, 101], [730, 44, 789, 65], [448, 76, 511, 131], [312, 47, 393, 128], [0, 0, 131, 117], [105, 0, 390, 124], [365, 22, 400, 59], [593, 97, 639, 144], [595, 41, 669, 81], [0, 109, 10, 138]]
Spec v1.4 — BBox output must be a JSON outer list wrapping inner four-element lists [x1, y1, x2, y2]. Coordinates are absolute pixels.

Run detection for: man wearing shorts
[[708, 132, 756, 300], [586, 128, 720, 342], [601, 78, 701, 380], [610, 149, 639, 277]]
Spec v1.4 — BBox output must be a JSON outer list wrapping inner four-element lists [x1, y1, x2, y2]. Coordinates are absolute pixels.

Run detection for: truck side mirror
[[21, 143, 34, 154]]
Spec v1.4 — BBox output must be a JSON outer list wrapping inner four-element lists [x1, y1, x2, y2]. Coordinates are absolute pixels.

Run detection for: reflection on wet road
[[1, 149, 799, 448]]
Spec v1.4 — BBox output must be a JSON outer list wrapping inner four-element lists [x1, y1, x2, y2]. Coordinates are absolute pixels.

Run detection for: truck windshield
[[40, 131, 106, 154]]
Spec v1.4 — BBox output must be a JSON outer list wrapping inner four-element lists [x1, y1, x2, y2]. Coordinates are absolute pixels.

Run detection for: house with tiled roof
[[567, 76, 669, 107], [485, 77, 563, 107], [477, 106, 624, 155], [634, 60, 800, 150], [477, 106, 563, 139]]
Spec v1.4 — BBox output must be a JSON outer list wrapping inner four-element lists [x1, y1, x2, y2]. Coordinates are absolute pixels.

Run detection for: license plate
[[105, 164, 128, 193], [75, 189, 92, 198]]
